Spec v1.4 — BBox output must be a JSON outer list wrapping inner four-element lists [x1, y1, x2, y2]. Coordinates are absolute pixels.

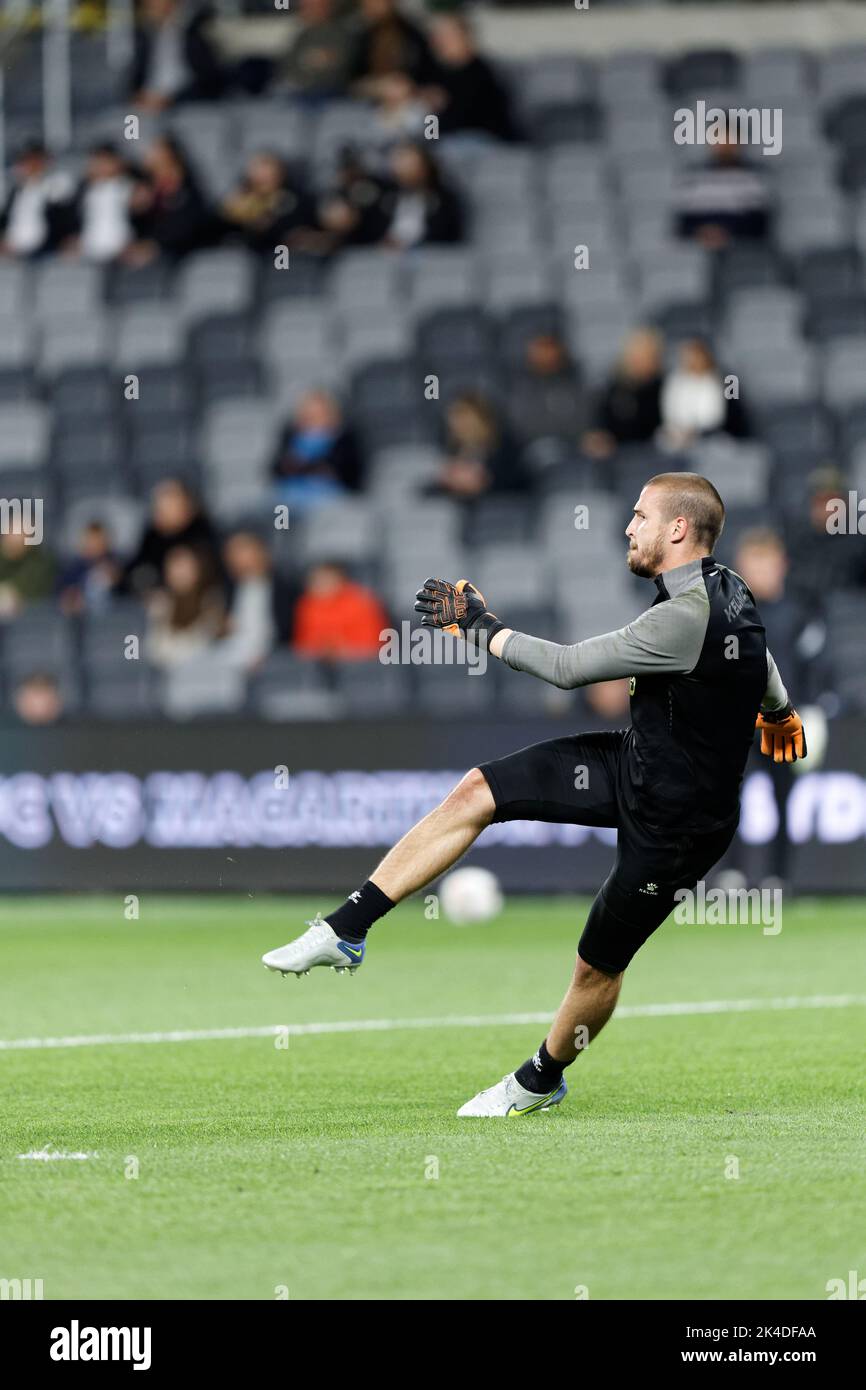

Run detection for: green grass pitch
[[1, 894, 864, 1301]]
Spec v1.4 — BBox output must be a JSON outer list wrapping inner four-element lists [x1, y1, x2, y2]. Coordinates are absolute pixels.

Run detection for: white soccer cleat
[[457, 1071, 567, 1117], [261, 914, 365, 977]]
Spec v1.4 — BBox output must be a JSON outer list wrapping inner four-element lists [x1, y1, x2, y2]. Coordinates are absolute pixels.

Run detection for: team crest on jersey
[[629, 676, 636, 696]]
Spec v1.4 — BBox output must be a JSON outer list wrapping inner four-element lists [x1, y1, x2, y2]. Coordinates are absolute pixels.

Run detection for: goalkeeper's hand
[[413, 578, 505, 640], [756, 702, 807, 763]]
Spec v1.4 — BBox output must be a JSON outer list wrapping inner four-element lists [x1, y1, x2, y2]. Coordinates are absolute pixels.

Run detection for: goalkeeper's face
[[625, 488, 668, 578]]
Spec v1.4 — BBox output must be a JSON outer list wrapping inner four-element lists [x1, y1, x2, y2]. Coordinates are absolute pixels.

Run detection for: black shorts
[[479, 732, 737, 975]]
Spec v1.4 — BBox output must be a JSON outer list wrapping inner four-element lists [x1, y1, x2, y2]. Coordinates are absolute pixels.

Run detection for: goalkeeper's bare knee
[[441, 768, 495, 830]]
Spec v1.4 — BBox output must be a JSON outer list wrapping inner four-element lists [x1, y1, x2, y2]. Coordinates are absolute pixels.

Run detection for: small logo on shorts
[[629, 676, 636, 696], [639, 882, 658, 895]]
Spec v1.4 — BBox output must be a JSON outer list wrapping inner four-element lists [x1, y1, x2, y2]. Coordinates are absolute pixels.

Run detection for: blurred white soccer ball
[[439, 867, 504, 925]]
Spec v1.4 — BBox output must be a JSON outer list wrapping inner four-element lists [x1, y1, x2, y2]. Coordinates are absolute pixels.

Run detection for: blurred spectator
[[427, 13, 515, 141], [130, 0, 224, 111], [371, 71, 429, 147], [314, 146, 394, 250], [380, 140, 463, 248], [220, 152, 315, 253], [784, 466, 866, 606], [319, 142, 461, 251], [145, 543, 225, 669], [64, 144, 135, 263], [278, 0, 356, 102], [674, 137, 770, 250], [127, 135, 214, 264], [349, 0, 436, 98], [292, 561, 389, 660], [584, 678, 631, 726], [13, 673, 64, 726], [220, 531, 277, 670], [0, 529, 55, 620], [734, 529, 806, 693], [427, 392, 524, 501], [582, 328, 664, 458], [509, 332, 585, 445], [120, 479, 220, 596], [659, 338, 748, 450], [731, 529, 809, 885], [272, 389, 362, 511], [0, 141, 75, 259], [57, 521, 120, 616]]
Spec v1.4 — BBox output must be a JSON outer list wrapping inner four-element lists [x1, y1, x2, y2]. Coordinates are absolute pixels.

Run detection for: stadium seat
[[689, 439, 771, 507], [129, 418, 198, 486], [298, 498, 379, 565], [0, 404, 49, 470], [86, 666, 159, 719], [106, 261, 173, 307], [351, 359, 425, 427], [756, 401, 835, 458], [50, 366, 115, 420], [3, 603, 76, 676], [248, 652, 343, 721], [409, 248, 480, 315], [332, 660, 412, 716], [741, 46, 814, 102], [368, 445, 441, 500], [529, 101, 603, 147], [414, 653, 498, 715], [474, 542, 550, 607], [0, 262, 30, 318], [0, 367, 36, 405], [53, 420, 125, 479], [665, 49, 740, 96], [40, 314, 112, 376], [177, 250, 256, 324], [201, 400, 279, 487], [116, 306, 185, 369], [33, 262, 103, 323]]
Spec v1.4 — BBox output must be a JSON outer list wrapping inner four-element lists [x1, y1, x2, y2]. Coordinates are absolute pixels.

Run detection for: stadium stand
[[1, 2, 865, 721]]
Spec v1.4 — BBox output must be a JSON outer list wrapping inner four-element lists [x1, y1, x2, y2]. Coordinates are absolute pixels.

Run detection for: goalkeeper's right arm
[[755, 651, 807, 762]]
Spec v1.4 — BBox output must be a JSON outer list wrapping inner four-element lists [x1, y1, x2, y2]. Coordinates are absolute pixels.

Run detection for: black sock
[[325, 880, 395, 944], [514, 1039, 570, 1095]]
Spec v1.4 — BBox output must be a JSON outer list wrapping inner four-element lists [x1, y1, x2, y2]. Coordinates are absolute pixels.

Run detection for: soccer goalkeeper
[[262, 473, 806, 1116]]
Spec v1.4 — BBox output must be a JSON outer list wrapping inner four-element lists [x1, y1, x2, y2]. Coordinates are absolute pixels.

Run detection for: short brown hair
[[645, 472, 725, 551]]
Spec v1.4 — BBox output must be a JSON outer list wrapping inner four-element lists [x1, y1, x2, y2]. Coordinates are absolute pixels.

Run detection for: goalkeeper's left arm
[[414, 576, 708, 684], [414, 576, 807, 762]]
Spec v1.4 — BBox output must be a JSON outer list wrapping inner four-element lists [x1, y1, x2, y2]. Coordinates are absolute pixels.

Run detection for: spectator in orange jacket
[[292, 562, 389, 660]]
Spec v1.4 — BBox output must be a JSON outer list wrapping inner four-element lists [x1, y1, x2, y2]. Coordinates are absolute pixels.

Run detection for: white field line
[[18, 1149, 98, 1161], [0, 995, 864, 1053]]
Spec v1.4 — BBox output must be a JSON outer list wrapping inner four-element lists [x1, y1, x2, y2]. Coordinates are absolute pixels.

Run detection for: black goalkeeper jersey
[[500, 555, 788, 834]]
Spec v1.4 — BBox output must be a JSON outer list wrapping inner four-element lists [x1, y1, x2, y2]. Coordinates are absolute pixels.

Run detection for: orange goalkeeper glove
[[756, 702, 807, 763]]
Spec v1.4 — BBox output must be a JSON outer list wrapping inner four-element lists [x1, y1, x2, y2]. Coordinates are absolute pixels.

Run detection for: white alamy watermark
[[673, 881, 782, 936], [674, 101, 782, 156], [0, 1276, 44, 1299], [379, 622, 488, 673], [50, 1321, 151, 1371], [825, 491, 866, 535], [826, 1270, 866, 1299], [0, 497, 42, 545]]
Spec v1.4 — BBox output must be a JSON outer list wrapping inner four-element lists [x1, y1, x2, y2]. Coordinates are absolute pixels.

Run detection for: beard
[[627, 534, 665, 578]]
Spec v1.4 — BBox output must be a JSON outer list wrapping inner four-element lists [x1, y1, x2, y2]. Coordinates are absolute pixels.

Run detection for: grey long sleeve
[[500, 587, 710, 689], [762, 649, 789, 713], [500, 585, 790, 709]]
